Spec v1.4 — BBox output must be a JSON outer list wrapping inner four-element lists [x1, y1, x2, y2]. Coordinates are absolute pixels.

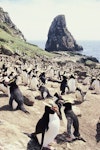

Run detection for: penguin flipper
[[23, 132, 37, 140], [23, 132, 32, 138]]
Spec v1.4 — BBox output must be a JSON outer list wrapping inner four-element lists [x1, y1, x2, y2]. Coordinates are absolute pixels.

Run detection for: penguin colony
[[0, 54, 100, 149]]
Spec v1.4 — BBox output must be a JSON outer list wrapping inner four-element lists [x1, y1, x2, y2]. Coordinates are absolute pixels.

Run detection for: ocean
[[31, 40, 100, 62]]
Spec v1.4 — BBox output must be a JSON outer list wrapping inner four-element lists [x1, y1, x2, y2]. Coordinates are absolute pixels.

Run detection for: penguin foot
[[43, 145, 55, 150]]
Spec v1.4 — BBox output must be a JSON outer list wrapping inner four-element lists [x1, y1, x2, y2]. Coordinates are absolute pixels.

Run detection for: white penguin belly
[[94, 81, 100, 94], [43, 113, 60, 147], [12, 100, 18, 110], [43, 91, 48, 99], [68, 79, 76, 92], [37, 113, 60, 147]]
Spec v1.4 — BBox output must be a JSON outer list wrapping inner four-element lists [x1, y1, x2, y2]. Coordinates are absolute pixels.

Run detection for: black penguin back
[[63, 102, 72, 111], [35, 106, 55, 134]]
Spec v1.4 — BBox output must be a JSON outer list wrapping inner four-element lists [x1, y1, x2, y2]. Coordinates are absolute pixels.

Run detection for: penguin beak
[[51, 106, 58, 112], [51, 105, 61, 119]]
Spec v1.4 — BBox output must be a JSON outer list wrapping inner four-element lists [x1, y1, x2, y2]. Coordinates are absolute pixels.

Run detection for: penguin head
[[91, 77, 96, 84], [7, 77, 17, 87], [62, 75, 67, 80], [23, 69, 27, 73], [43, 102, 59, 116], [54, 92, 59, 98], [63, 102, 72, 111], [69, 74, 75, 79], [38, 85, 44, 91], [45, 105, 55, 114], [54, 92, 64, 106], [76, 87, 81, 92]]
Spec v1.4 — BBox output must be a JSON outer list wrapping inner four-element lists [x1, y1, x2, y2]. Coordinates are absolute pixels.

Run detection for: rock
[[0, 45, 13, 55], [85, 60, 96, 68], [23, 95, 34, 106], [45, 15, 83, 52], [78, 56, 99, 64]]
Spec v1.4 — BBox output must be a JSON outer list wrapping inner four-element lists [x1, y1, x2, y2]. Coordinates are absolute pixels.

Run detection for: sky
[[0, 0, 100, 41]]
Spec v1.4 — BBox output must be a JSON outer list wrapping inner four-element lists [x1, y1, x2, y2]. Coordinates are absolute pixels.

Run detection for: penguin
[[60, 75, 68, 95], [38, 85, 52, 99], [89, 77, 100, 94], [53, 92, 65, 120], [93, 78, 100, 94], [29, 74, 39, 91], [7, 78, 29, 113], [21, 69, 28, 85], [26, 105, 60, 149], [75, 87, 86, 103], [55, 100, 81, 140], [67, 75, 76, 93], [89, 77, 96, 90], [39, 72, 46, 84], [53, 92, 64, 102], [63, 102, 80, 141], [96, 117, 100, 143]]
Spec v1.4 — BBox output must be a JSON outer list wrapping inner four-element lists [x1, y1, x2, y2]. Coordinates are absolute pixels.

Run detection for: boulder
[[45, 15, 83, 52]]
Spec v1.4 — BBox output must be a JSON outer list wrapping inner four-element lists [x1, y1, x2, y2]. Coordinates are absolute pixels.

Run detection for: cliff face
[[45, 15, 83, 52], [0, 7, 48, 57], [0, 7, 25, 41]]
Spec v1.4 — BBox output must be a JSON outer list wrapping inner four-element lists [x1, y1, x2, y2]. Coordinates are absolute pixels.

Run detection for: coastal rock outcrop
[[0, 7, 25, 41], [45, 15, 83, 52]]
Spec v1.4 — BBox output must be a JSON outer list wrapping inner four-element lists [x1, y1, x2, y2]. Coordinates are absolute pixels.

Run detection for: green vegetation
[[0, 22, 53, 58]]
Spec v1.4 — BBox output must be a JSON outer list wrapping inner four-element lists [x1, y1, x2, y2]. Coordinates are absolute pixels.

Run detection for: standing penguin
[[26, 105, 60, 149], [21, 69, 28, 85], [93, 78, 100, 94], [63, 102, 80, 141], [7, 78, 29, 113], [89, 77, 100, 94], [29, 74, 39, 91], [67, 75, 76, 93], [89, 77, 96, 90], [53, 92, 65, 120], [75, 87, 86, 103], [60, 76, 68, 95], [38, 85, 52, 99], [96, 117, 100, 143], [39, 72, 46, 84]]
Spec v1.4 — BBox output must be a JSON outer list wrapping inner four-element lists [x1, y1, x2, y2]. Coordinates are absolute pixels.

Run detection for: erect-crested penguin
[[25, 104, 60, 149], [67, 75, 76, 93]]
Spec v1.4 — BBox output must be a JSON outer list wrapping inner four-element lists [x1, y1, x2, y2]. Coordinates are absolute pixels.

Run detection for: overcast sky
[[0, 0, 100, 41]]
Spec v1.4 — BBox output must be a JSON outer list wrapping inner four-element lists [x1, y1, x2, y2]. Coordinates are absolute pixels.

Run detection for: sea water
[[31, 40, 100, 62]]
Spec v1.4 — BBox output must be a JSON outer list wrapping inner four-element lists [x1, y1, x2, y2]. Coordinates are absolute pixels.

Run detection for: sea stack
[[45, 14, 83, 52]]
